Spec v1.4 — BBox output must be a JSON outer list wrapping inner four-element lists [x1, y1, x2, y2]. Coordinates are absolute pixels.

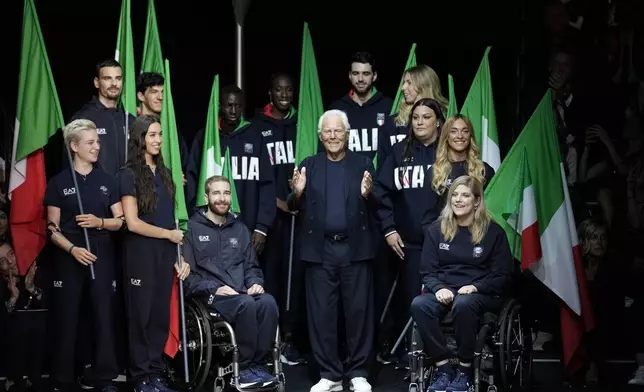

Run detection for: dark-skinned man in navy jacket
[[186, 85, 276, 256], [182, 175, 279, 389], [287, 110, 379, 392]]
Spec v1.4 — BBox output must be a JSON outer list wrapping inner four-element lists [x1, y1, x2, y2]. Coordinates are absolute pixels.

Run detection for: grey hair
[[317, 109, 351, 134], [63, 119, 98, 149]]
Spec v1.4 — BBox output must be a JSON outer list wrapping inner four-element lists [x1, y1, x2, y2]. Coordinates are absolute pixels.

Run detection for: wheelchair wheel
[[171, 299, 212, 391], [499, 302, 532, 390]]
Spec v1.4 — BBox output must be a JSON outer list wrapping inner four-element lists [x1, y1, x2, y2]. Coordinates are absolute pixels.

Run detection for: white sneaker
[[628, 366, 644, 385], [310, 378, 343, 392], [349, 377, 372, 392]]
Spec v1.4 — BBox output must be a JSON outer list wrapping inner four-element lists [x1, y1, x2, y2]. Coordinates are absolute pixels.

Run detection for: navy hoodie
[[426, 160, 496, 212], [251, 105, 297, 201], [182, 210, 263, 296], [328, 90, 397, 162], [68, 96, 136, 177], [421, 220, 513, 296], [376, 113, 409, 170], [373, 138, 439, 248], [186, 119, 276, 235]]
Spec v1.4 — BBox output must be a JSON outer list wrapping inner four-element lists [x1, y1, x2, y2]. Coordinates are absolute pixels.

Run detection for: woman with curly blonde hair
[[429, 114, 495, 209]]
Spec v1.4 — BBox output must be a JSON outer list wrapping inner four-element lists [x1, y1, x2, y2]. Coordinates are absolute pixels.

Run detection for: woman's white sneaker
[[310, 379, 343, 392], [349, 377, 372, 392]]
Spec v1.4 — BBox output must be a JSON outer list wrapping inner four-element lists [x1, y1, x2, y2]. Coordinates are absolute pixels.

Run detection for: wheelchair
[[403, 298, 533, 392], [167, 297, 286, 392]]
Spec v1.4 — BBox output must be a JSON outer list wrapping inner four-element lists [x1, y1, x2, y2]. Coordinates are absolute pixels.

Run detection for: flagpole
[[64, 144, 95, 280], [285, 215, 295, 311], [175, 219, 189, 382], [124, 115, 129, 163], [235, 22, 243, 90]]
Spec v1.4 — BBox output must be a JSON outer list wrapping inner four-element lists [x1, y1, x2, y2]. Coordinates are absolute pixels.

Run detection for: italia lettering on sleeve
[[266, 141, 295, 166], [348, 128, 378, 152], [220, 156, 260, 180]]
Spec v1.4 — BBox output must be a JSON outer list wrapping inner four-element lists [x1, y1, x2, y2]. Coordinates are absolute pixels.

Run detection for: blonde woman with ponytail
[[411, 176, 513, 392], [430, 114, 494, 209]]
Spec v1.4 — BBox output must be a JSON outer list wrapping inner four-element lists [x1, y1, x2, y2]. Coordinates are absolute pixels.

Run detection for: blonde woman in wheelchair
[[411, 176, 513, 392]]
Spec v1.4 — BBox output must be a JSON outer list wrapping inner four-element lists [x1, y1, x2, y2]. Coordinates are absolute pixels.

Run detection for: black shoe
[[78, 378, 94, 391], [280, 341, 306, 366]]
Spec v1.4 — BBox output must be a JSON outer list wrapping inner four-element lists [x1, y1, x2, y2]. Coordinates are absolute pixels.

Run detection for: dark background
[[0, 0, 549, 170]]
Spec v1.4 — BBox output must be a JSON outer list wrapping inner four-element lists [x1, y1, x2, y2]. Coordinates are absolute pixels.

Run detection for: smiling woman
[[412, 175, 514, 392]]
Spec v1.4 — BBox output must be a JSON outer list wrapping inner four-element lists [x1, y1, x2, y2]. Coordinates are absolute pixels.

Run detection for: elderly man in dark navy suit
[[287, 109, 378, 392]]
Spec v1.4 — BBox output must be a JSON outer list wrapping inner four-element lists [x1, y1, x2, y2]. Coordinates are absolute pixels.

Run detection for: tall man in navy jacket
[[182, 175, 279, 389], [328, 52, 397, 166], [68, 59, 136, 176], [186, 86, 276, 254], [287, 110, 378, 392]]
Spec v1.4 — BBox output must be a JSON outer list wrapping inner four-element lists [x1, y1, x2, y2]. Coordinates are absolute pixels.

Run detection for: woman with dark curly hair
[[117, 115, 189, 392]]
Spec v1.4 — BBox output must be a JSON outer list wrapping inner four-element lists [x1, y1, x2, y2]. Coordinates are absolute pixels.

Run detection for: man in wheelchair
[[411, 176, 514, 392], [182, 175, 280, 389]]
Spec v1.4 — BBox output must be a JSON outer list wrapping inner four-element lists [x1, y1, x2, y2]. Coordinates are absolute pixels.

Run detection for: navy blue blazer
[[287, 150, 379, 263]]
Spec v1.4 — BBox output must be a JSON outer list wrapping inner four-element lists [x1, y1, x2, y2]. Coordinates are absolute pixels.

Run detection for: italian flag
[[195, 74, 240, 213], [446, 74, 458, 118], [461, 47, 501, 171], [9, 0, 65, 275], [115, 0, 137, 117], [485, 90, 594, 376]]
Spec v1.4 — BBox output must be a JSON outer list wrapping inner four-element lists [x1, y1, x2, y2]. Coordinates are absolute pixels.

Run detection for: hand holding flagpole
[[64, 144, 95, 280]]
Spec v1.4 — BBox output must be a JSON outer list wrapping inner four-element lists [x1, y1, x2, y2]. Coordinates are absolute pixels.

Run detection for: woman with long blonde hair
[[411, 176, 513, 392], [378, 65, 449, 168], [430, 114, 494, 209]]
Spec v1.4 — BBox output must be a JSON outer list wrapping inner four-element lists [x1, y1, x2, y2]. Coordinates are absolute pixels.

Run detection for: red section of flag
[[560, 244, 595, 376], [520, 221, 541, 270], [10, 149, 47, 275], [164, 274, 180, 358]]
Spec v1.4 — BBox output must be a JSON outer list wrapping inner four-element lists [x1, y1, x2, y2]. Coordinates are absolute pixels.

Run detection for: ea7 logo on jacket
[[130, 278, 141, 286], [97, 128, 107, 135], [439, 243, 450, 251], [63, 187, 76, 196], [219, 156, 259, 181], [261, 130, 273, 137], [199, 235, 210, 242], [394, 165, 432, 190]]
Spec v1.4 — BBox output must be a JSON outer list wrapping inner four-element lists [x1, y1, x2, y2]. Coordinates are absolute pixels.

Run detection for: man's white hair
[[317, 109, 351, 134]]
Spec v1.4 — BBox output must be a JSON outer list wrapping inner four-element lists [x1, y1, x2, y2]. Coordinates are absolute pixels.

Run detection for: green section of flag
[[485, 90, 563, 245], [446, 74, 458, 118], [295, 22, 323, 167], [196, 75, 223, 207], [140, 0, 163, 74], [15, 0, 65, 161], [222, 147, 240, 215], [160, 60, 188, 230], [461, 47, 500, 170], [115, 0, 137, 116], [391, 43, 417, 116]]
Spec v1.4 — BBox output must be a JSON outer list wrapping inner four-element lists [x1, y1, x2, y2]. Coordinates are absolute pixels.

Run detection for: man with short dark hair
[[251, 73, 306, 365], [328, 51, 396, 165], [69, 59, 136, 176], [183, 175, 279, 389], [136, 72, 189, 174]]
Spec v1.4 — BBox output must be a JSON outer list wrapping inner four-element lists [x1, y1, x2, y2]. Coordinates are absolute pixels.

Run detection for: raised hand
[[292, 167, 307, 195], [361, 170, 373, 198]]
